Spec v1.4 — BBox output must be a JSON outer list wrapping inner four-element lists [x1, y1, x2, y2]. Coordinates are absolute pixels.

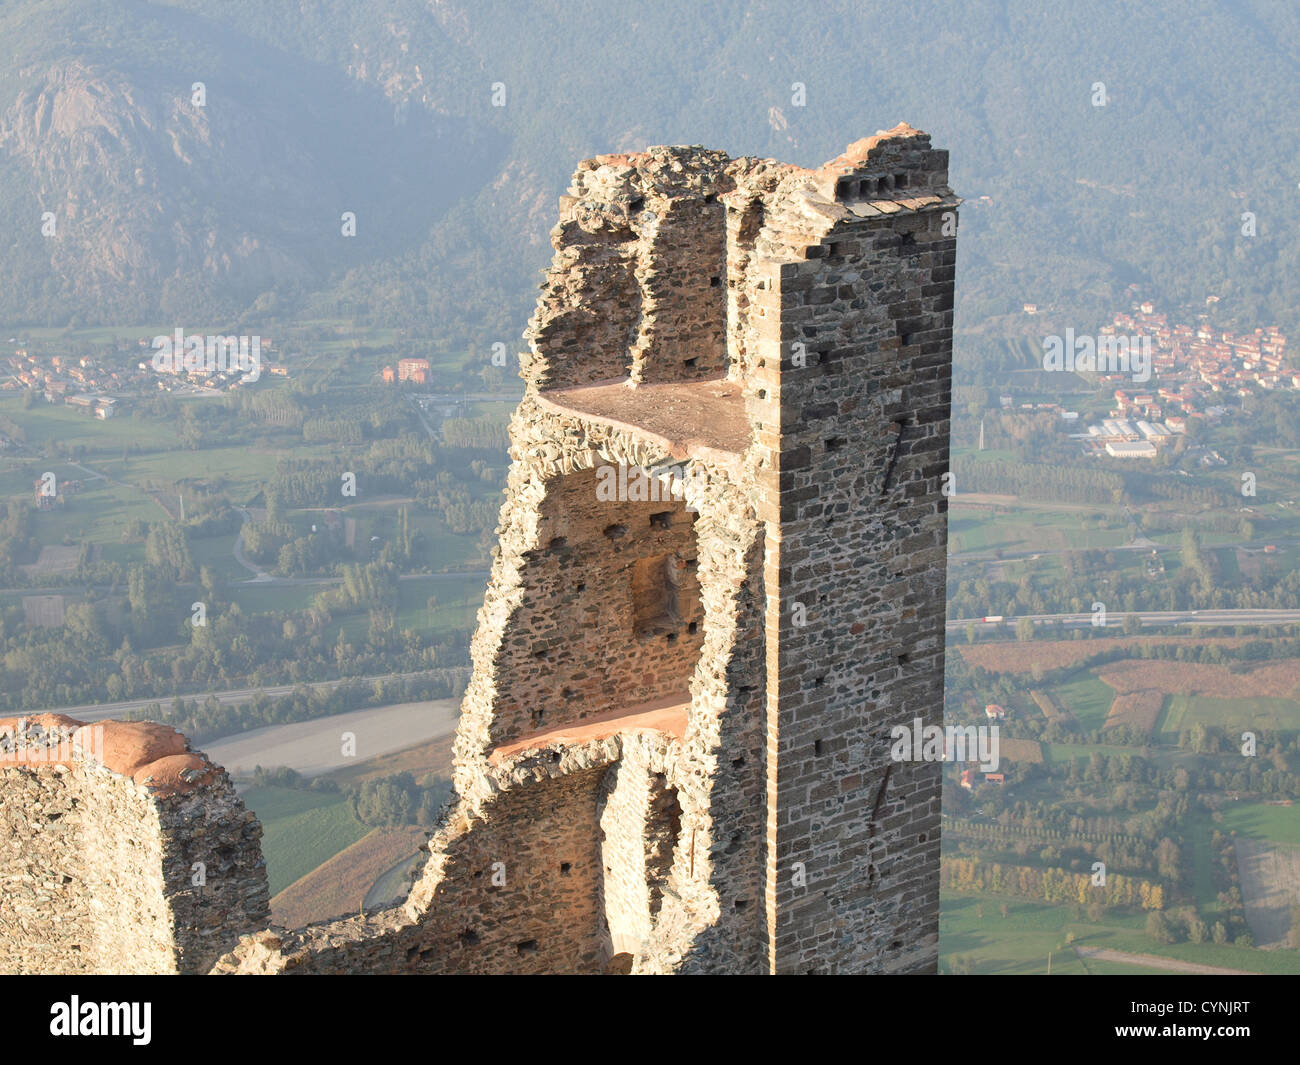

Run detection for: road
[[949, 537, 1299, 565], [232, 506, 268, 578], [201, 698, 461, 778], [947, 608, 1300, 631], [0, 570, 489, 597], [24, 670, 451, 722]]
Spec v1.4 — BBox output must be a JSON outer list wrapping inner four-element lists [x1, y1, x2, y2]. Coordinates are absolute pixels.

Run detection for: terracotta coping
[[0, 714, 217, 797], [489, 692, 690, 765]]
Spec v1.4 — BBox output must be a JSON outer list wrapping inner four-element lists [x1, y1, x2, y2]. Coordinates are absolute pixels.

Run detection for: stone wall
[[470, 463, 705, 747], [522, 146, 734, 390], [754, 128, 954, 973], [0, 715, 268, 974]]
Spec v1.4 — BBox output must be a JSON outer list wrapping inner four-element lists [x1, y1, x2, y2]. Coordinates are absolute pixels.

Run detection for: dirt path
[[1074, 946, 1253, 975], [362, 847, 425, 910]]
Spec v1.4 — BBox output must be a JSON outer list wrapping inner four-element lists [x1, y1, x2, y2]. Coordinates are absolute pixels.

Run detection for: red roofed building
[[397, 357, 430, 384]]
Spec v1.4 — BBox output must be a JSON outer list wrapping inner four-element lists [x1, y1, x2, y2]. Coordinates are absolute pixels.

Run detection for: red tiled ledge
[[488, 692, 690, 765]]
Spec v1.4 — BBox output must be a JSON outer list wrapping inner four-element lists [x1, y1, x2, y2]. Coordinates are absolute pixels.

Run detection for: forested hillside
[[1, 0, 1297, 348]]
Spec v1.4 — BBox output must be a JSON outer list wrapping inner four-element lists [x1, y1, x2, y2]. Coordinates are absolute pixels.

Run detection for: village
[[1083, 300, 1290, 459], [0, 334, 288, 419], [1014, 298, 1290, 460]]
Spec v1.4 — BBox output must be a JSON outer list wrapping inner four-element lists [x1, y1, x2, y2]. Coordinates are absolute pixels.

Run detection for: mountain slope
[[0, 0, 1296, 340]]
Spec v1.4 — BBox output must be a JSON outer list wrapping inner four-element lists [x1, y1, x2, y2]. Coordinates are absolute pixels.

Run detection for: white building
[[1105, 440, 1157, 458]]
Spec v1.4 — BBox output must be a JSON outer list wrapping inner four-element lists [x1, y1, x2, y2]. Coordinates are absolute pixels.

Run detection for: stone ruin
[[0, 714, 267, 973], [1, 124, 956, 974]]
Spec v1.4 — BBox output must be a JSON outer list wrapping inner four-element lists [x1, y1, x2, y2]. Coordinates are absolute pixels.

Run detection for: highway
[[947, 608, 1300, 631]]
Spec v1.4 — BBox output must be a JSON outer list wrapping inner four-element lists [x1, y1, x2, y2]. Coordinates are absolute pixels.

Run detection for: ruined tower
[[216, 123, 956, 975], [2, 126, 956, 976]]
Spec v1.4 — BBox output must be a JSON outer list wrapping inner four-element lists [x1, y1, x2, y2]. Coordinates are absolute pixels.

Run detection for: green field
[[396, 575, 485, 634], [1051, 673, 1117, 731], [948, 506, 1132, 556], [227, 582, 327, 614], [1182, 810, 1224, 919], [27, 477, 165, 547], [1040, 740, 1141, 763], [0, 394, 176, 452], [188, 533, 248, 583], [242, 785, 370, 896], [1220, 802, 1300, 846], [1158, 694, 1300, 739], [940, 891, 1300, 975], [940, 895, 1091, 974]]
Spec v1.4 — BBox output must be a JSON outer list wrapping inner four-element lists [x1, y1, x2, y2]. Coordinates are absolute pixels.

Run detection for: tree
[[1145, 910, 1175, 943], [265, 489, 284, 525]]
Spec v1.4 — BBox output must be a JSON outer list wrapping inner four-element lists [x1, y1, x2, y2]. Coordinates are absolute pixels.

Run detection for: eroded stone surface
[[0, 715, 268, 973]]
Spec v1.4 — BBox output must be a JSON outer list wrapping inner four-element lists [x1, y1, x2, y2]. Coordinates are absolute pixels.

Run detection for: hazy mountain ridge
[[0, 0, 503, 324], [0, 0, 1297, 339]]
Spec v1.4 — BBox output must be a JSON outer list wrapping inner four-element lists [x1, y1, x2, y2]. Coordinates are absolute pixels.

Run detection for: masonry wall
[[757, 133, 954, 973], [479, 466, 704, 747], [0, 766, 97, 973], [630, 193, 728, 383], [0, 724, 269, 974], [403, 766, 611, 974], [522, 147, 733, 390], [217, 748, 651, 974]]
